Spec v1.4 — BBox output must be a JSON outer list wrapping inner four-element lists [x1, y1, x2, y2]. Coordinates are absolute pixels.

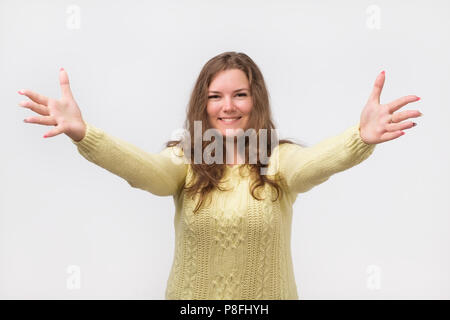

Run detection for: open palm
[[359, 71, 422, 144], [19, 68, 86, 141]]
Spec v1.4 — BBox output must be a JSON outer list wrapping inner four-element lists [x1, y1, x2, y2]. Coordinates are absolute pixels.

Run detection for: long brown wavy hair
[[165, 51, 303, 213]]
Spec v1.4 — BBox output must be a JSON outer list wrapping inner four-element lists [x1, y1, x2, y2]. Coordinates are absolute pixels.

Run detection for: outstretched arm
[[275, 123, 376, 195], [18, 68, 187, 197], [273, 70, 422, 196], [71, 121, 187, 196]]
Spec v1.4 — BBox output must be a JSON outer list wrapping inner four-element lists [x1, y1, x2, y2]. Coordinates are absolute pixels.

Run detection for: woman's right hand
[[18, 68, 86, 142]]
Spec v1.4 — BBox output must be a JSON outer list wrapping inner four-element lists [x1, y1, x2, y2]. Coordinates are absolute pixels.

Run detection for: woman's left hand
[[359, 71, 422, 144]]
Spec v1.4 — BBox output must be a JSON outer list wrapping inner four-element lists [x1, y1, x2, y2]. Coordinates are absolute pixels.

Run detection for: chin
[[220, 127, 246, 137]]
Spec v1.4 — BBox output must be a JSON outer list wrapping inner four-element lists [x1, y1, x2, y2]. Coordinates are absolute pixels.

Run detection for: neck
[[225, 139, 244, 166]]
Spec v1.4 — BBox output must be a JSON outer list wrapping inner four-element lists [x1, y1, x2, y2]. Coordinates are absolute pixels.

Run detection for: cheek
[[207, 104, 219, 117], [206, 105, 219, 126], [242, 101, 253, 118]]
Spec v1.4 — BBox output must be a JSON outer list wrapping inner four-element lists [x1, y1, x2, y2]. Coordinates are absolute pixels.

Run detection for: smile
[[218, 117, 242, 124]]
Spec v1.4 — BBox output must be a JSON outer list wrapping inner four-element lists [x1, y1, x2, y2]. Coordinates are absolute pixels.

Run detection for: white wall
[[1, 0, 448, 299]]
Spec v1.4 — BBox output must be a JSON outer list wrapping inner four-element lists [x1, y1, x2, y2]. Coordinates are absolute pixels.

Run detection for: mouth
[[218, 116, 242, 124]]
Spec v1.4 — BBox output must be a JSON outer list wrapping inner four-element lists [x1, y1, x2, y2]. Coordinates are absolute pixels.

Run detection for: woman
[[18, 52, 422, 299]]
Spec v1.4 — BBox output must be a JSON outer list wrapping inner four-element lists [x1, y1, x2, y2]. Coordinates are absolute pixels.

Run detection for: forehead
[[209, 69, 249, 91]]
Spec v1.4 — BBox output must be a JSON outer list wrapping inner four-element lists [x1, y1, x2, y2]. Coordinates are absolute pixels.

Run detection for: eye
[[207, 93, 247, 99]]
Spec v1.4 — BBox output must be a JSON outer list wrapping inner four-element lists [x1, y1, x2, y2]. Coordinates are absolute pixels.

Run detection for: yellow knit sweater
[[71, 121, 376, 300]]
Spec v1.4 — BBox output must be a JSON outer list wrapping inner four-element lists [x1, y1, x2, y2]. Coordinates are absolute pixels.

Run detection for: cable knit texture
[[71, 120, 376, 299]]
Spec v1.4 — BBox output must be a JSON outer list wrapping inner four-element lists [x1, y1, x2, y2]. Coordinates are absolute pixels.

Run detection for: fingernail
[[43, 135, 48, 138], [381, 70, 385, 75], [401, 131, 405, 135], [60, 67, 64, 71], [23, 118, 28, 122], [419, 112, 423, 117], [412, 122, 417, 127], [416, 96, 421, 101], [18, 90, 24, 95]]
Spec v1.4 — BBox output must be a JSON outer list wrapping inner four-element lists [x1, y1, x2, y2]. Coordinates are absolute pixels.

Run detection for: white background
[[1, 0, 449, 299]]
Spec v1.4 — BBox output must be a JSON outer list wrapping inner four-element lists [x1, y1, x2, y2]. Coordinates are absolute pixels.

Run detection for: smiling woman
[[206, 71, 252, 138], [18, 50, 421, 300], [165, 52, 302, 214]]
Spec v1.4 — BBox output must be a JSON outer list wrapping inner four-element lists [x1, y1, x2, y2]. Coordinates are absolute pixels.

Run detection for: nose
[[222, 96, 236, 112]]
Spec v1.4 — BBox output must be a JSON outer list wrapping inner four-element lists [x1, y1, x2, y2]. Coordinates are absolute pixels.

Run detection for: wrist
[[67, 120, 86, 142]]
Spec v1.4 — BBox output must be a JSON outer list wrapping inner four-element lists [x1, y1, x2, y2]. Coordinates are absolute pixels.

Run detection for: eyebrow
[[208, 88, 249, 93]]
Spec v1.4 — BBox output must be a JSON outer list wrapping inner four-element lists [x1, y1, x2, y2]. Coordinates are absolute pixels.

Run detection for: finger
[[43, 125, 64, 138], [381, 130, 405, 142], [387, 95, 420, 113], [368, 70, 385, 104], [59, 68, 74, 100], [18, 89, 49, 106], [391, 109, 422, 123], [23, 115, 57, 126], [386, 121, 416, 132], [18, 100, 50, 116]]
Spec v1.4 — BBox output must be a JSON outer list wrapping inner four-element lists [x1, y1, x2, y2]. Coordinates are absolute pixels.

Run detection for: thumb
[[43, 125, 64, 139], [368, 70, 385, 104], [59, 67, 74, 100]]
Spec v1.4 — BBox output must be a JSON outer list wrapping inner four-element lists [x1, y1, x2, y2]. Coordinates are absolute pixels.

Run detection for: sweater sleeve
[[272, 122, 376, 195], [70, 120, 188, 197]]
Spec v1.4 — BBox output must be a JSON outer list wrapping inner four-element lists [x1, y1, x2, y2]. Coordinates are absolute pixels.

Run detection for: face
[[206, 69, 253, 137]]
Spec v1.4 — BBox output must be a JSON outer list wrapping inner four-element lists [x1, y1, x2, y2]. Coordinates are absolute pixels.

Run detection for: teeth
[[220, 117, 240, 121]]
